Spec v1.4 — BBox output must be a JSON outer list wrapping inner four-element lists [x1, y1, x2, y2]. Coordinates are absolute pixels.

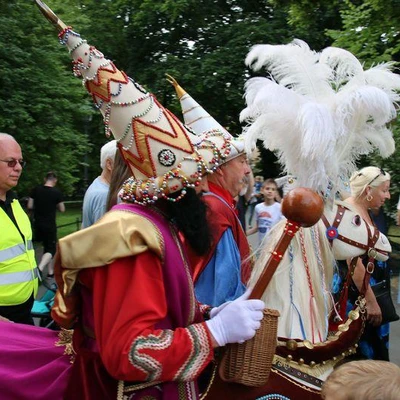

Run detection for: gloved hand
[[205, 291, 265, 347], [209, 288, 251, 318]]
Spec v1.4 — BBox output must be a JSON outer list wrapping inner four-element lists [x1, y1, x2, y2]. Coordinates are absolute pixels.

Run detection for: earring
[[366, 194, 373, 202]]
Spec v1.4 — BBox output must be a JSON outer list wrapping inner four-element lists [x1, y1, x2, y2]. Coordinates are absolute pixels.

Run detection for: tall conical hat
[[167, 75, 245, 161], [35, 1, 234, 204]]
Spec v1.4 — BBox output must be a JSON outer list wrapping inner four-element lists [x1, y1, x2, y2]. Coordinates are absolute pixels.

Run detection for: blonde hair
[[349, 166, 390, 199], [322, 360, 400, 400]]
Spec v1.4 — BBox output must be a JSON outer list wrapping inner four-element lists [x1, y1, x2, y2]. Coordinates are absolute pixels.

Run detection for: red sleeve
[[83, 251, 214, 382]]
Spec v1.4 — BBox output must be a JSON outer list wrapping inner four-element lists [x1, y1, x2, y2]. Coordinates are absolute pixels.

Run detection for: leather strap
[[273, 363, 324, 388], [322, 205, 384, 256]]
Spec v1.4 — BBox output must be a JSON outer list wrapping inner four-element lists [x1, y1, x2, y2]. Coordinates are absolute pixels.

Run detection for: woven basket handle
[[248, 187, 324, 300]]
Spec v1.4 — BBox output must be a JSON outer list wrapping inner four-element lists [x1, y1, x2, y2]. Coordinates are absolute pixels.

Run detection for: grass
[[56, 201, 82, 238]]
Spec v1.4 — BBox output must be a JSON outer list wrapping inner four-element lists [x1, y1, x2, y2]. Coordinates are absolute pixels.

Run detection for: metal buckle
[[366, 261, 374, 274], [367, 248, 378, 259]]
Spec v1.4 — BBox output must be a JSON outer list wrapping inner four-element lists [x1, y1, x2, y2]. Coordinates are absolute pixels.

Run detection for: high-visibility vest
[[0, 199, 38, 306]]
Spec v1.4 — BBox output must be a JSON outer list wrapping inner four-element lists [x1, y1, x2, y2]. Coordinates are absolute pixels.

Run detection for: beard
[[157, 188, 212, 256]]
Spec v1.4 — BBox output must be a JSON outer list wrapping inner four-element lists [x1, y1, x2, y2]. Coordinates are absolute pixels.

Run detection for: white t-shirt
[[255, 201, 283, 244], [397, 196, 400, 210]]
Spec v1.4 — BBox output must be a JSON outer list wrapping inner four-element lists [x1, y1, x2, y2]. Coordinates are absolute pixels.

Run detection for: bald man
[[0, 133, 39, 324]]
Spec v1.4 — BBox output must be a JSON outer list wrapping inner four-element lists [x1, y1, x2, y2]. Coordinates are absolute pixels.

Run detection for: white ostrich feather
[[245, 40, 333, 100], [319, 47, 364, 89], [240, 77, 303, 128], [363, 63, 400, 102], [298, 102, 336, 160], [241, 39, 399, 197]]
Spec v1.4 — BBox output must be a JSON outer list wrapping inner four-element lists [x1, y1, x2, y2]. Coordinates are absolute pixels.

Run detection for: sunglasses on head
[[0, 159, 26, 168], [363, 168, 386, 186]]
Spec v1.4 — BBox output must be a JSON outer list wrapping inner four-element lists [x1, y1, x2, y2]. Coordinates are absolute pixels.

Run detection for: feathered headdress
[[240, 39, 400, 197]]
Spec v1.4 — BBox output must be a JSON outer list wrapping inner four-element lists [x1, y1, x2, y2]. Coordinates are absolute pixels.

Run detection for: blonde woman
[[334, 166, 392, 360]]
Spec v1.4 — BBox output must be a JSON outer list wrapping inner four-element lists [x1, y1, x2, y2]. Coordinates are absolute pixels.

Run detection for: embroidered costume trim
[[129, 330, 174, 380], [175, 324, 212, 381]]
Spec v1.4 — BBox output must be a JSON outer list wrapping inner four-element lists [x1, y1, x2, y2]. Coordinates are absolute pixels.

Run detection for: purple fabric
[[0, 321, 72, 400]]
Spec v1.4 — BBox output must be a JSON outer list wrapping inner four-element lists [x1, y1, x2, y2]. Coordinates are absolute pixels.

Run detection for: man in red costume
[[167, 77, 252, 307], [192, 153, 252, 306]]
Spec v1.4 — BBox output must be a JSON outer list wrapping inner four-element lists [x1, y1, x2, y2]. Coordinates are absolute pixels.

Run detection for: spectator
[[28, 171, 65, 278], [236, 171, 254, 230], [333, 166, 393, 360], [0, 133, 39, 324], [247, 178, 284, 245], [321, 360, 400, 400], [247, 175, 263, 227], [81, 140, 117, 228], [397, 195, 400, 226]]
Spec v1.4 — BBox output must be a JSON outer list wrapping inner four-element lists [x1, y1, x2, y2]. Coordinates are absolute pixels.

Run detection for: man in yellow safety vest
[[0, 133, 38, 324]]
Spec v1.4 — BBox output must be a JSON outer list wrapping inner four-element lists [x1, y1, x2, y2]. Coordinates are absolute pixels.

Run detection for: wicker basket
[[218, 308, 280, 387]]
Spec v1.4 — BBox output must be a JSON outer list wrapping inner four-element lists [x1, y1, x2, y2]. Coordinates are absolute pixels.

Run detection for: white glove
[[205, 292, 265, 347], [209, 288, 251, 318]]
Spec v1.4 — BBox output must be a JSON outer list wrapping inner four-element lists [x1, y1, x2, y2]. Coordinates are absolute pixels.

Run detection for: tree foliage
[[326, 0, 400, 213], [0, 1, 95, 196], [1, 0, 399, 202]]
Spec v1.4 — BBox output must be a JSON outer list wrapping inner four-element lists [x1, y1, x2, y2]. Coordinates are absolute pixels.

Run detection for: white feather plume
[[363, 63, 400, 102], [319, 47, 364, 89], [245, 40, 333, 100], [241, 40, 399, 197]]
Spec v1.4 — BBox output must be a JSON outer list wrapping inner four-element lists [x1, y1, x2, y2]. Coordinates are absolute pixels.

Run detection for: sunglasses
[[366, 168, 386, 186], [0, 159, 26, 168]]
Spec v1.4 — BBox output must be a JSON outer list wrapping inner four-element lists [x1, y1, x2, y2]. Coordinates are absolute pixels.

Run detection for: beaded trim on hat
[[119, 129, 233, 205], [55, 26, 234, 205]]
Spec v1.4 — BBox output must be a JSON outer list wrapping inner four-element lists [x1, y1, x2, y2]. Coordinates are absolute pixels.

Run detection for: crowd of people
[[0, 2, 399, 399]]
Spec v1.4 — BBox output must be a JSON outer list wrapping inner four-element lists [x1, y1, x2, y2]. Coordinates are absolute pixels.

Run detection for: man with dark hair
[[28, 170, 65, 278], [0, 133, 39, 324]]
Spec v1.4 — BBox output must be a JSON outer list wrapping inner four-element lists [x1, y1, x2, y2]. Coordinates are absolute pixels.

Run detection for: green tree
[[6, 0, 399, 198], [326, 0, 400, 215], [0, 1, 93, 197]]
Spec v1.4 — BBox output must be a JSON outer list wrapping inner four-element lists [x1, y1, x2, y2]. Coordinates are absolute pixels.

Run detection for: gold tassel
[[55, 328, 76, 363]]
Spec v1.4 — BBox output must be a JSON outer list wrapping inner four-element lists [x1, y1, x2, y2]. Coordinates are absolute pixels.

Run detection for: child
[[321, 360, 400, 400], [246, 178, 283, 244]]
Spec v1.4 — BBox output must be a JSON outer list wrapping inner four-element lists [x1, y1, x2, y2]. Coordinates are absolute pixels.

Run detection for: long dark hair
[[158, 188, 211, 256], [106, 151, 131, 211]]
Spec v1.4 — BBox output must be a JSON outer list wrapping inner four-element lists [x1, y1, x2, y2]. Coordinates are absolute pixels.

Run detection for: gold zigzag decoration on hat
[[85, 63, 129, 102], [125, 107, 195, 178]]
